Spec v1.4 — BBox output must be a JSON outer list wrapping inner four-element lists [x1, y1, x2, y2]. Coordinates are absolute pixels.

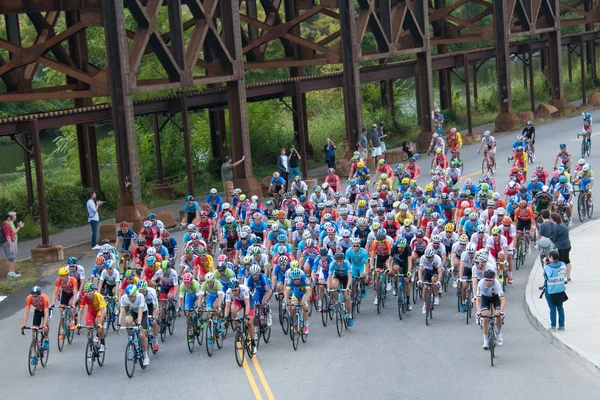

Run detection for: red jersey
[[196, 219, 213, 240], [324, 174, 341, 192], [140, 227, 158, 246]]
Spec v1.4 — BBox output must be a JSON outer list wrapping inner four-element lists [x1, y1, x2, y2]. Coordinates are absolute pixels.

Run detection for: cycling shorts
[[581, 179, 592, 191], [102, 283, 116, 296], [351, 263, 366, 278], [422, 268, 439, 283], [85, 308, 103, 327], [252, 290, 267, 306], [206, 292, 220, 309], [333, 274, 349, 289], [291, 293, 308, 306], [375, 254, 389, 270], [535, 202, 551, 213], [60, 291, 74, 306], [516, 219, 532, 233], [184, 293, 198, 311], [392, 260, 409, 276], [159, 285, 176, 300], [461, 267, 472, 280], [480, 295, 501, 311], [33, 309, 45, 327], [127, 310, 148, 331]]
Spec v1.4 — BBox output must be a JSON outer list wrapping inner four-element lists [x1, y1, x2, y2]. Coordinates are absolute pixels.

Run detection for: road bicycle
[[316, 285, 333, 327], [421, 282, 435, 326], [514, 231, 528, 270], [185, 308, 205, 353], [579, 130, 592, 158], [57, 305, 75, 351], [442, 259, 452, 292], [273, 291, 290, 335], [21, 326, 49, 376], [146, 315, 158, 355], [351, 277, 364, 318], [122, 326, 147, 378], [374, 267, 387, 314], [328, 288, 351, 337], [119, 251, 131, 273], [481, 148, 496, 175], [412, 273, 423, 304], [457, 278, 473, 324], [497, 261, 509, 291], [231, 316, 253, 367], [287, 301, 308, 350], [253, 303, 272, 347], [158, 298, 177, 342], [576, 189, 594, 222], [205, 308, 225, 357], [392, 274, 408, 321], [83, 325, 105, 375], [103, 295, 119, 332], [480, 305, 501, 367]]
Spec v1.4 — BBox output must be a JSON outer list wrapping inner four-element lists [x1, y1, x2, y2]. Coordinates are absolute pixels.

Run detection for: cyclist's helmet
[[251, 247, 262, 256], [477, 224, 486, 233], [559, 176, 568, 183], [334, 252, 345, 261], [183, 273, 192, 285], [68, 256, 78, 265], [229, 278, 240, 289], [136, 237, 145, 245], [205, 272, 215, 282], [491, 226, 501, 235], [424, 247, 435, 258], [58, 267, 69, 276], [249, 265, 261, 275], [483, 269, 495, 279], [146, 247, 156, 256], [137, 280, 148, 290], [160, 260, 171, 270], [445, 223, 455, 232], [153, 238, 162, 246], [290, 269, 302, 279], [84, 283, 97, 293], [396, 238, 407, 247], [145, 256, 156, 266]]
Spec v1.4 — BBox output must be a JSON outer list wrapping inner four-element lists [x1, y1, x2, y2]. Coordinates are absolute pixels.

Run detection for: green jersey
[[179, 280, 201, 298], [200, 280, 223, 294]]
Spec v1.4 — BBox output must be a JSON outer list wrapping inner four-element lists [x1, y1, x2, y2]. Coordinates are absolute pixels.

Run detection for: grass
[[0, 260, 38, 296]]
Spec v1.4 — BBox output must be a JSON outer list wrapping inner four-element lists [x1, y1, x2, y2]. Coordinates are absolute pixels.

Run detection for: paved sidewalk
[[525, 219, 600, 376]]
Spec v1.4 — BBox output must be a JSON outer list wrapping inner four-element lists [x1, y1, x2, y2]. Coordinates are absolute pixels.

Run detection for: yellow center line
[[252, 357, 276, 400], [572, 131, 600, 142], [243, 359, 264, 400]]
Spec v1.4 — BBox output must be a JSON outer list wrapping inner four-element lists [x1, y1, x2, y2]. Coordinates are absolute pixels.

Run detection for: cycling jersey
[[554, 182, 574, 200], [330, 260, 351, 277], [100, 269, 121, 285], [199, 280, 223, 295], [151, 269, 178, 286], [225, 285, 251, 303], [370, 240, 391, 257], [179, 280, 201, 298], [419, 254, 442, 271], [119, 292, 147, 312], [81, 292, 107, 314], [116, 229, 137, 251], [477, 279, 504, 298], [286, 275, 309, 299], [410, 237, 429, 254], [54, 276, 78, 294]]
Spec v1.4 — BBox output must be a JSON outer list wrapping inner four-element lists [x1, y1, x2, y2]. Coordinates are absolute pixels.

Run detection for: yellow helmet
[[425, 184, 433, 192], [378, 159, 385, 165], [358, 199, 367, 207], [58, 267, 69, 276], [357, 161, 365, 168], [445, 223, 455, 232], [436, 148, 442, 154], [401, 178, 409, 185]]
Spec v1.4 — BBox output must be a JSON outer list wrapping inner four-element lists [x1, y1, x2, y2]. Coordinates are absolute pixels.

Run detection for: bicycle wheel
[[187, 322, 195, 353], [587, 140, 592, 156], [197, 319, 205, 346], [301, 318, 308, 343], [246, 329, 255, 359], [57, 319, 66, 352], [489, 328, 496, 367], [518, 241, 525, 269], [291, 314, 300, 350], [466, 298, 471, 325], [216, 322, 224, 349], [481, 158, 487, 175], [159, 318, 167, 342], [263, 323, 271, 344], [581, 139, 587, 158], [307, 295, 313, 317], [168, 307, 176, 336], [335, 307, 343, 337], [281, 308, 290, 335], [412, 278, 417, 304], [320, 293, 329, 327], [40, 340, 49, 367], [397, 292, 403, 320], [85, 340, 95, 375], [355, 287, 361, 314], [588, 199, 594, 219], [206, 320, 215, 357], [124, 342, 136, 378], [428, 292, 434, 320], [28, 340, 38, 376], [66, 320, 74, 345], [97, 342, 105, 367], [456, 285, 461, 312], [234, 330, 245, 367], [425, 291, 430, 326], [578, 193, 586, 222]]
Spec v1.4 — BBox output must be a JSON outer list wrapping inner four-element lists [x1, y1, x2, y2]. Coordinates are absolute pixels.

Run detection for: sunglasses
[[484, 278, 494, 282], [352, 245, 360, 247]]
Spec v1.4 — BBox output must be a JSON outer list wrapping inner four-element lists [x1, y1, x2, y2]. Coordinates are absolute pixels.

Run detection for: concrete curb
[[524, 219, 600, 376]]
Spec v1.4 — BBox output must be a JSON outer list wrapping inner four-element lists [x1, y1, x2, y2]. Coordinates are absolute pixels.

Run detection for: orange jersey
[[370, 240, 392, 257], [514, 207, 534, 221], [54, 276, 78, 294], [25, 294, 50, 312]]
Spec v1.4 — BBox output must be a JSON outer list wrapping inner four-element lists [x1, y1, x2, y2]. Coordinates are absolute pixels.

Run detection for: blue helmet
[[559, 143, 566, 149], [585, 112, 591, 119], [559, 176, 568, 183], [290, 268, 302, 279], [103, 260, 115, 269], [396, 237, 407, 247], [277, 234, 287, 243], [68, 256, 78, 265], [125, 284, 137, 296]]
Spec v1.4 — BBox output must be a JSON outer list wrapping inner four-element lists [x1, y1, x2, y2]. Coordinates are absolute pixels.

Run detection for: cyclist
[[327, 252, 353, 326], [554, 143, 572, 172], [67, 256, 85, 291], [137, 280, 159, 353], [246, 265, 273, 331], [522, 121, 536, 161], [449, 232, 466, 288], [511, 135, 527, 157], [580, 112, 592, 145], [457, 243, 476, 313], [477, 130, 497, 169], [447, 127, 463, 162], [194, 247, 214, 281], [345, 237, 369, 297], [223, 278, 252, 339], [390, 237, 412, 308], [433, 108, 444, 134], [182, 195, 200, 226], [553, 175, 574, 221], [514, 199, 534, 257], [573, 163, 594, 204], [97, 260, 121, 297], [52, 267, 78, 329], [268, 172, 285, 197], [151, 260, 179, 323], [116, 221, 136, 255], [512, 146, 529, 180], [284, 268, 312, 334], [428, 132, 445, 154], [179, 246, 196, 278], [197, 273, 225, 342], [486, 226, 509, 278], [207, 188, 223, 214], [534, 185, 553, 219], [370, 230, 392, 305], [90, 256, 105, 284], [179, 272, 201, 344], [476, 269, 505, 349], [417, 247, 443, 312], [77, 283, 107, 353], [119, 269, 139, 298], [139, 220, 158, 247], [117, 284, 149, 366], [21, 286, 51, 350], [160, 231, 178, 261]]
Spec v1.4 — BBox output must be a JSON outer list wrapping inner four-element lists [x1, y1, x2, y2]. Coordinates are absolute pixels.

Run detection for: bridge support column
[[413, 0, 434, 151], [493, 0, 518, 132], [339, 0, 363, 152], [435, 0, 452, 112], [103, 0, 148, 229], [221, 0, 260, 197], [548, 25, 569, 114]]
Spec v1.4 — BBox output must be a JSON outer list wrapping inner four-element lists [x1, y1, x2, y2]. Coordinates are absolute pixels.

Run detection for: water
[[0, 134, 57, 175]]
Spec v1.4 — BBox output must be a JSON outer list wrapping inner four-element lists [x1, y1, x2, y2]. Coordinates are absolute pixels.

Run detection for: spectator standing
[[221, 155, 246, 201], [369, 124, 382, 165], [288, 145, 302, 182], [551, 212, 572, 281], [378, 121, 387, 156], [87, 191, 103, 250], [536, 209, 555, 263], [357, 128, 368, 161], [401, 141, 414, 159], [324, 138, 337, 169], [7, 211, 24, 254], [277, 148, 290, 192], [1, 213, 20, 277], [542, 250, 568, 331]]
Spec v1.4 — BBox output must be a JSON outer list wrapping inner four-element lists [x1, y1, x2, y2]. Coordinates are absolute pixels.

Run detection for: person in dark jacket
[[542, 250, 567, 331], [551, 213, 572, 281]]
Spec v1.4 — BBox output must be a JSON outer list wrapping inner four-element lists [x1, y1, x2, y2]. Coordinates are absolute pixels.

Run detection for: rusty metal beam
[[30, 118, 50, 246], [494, 0, 513, 114], [180, 97, 195, 195], [0, 1, 101, 13]]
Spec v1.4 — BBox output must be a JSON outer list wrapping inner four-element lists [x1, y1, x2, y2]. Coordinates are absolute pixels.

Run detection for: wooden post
[[31, 119, 49, 246], [180, 97, 194, 195], [463, 55, 472, 135], [152, 114, 164, 184]]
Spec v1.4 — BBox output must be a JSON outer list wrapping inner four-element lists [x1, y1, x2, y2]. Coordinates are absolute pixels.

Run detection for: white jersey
[[179, 254, 197, 274], [419, 254, 443, 271], [100, 269, 121, 285], [151, 268, 179, 286], [477, 278, 504, 297], [120, 292, 148, 312], [69, 265, 86, 281], [460, 251, 476, 269], [472, 258, 497, 280], [225, 285, 251, 302], [481, 136, 496, 147], [309, 192, 327, 204], [485, 235, 508, 252], [142, 287, 158, 306], [450, 241, 467, 258]]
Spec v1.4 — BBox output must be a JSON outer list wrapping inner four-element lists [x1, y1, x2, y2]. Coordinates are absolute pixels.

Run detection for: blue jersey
[[184, 201, 200, 215], [91, 266, 104, 279], [345, 247, 368, 267], [312, 255, 334, 273], [273, 264, 289, 283], [512, 140, 526, 149], [270, 177, 286, 186], [245, 273, 271, 294], [287, 275, 310, 299], [235, 240, 251, 257], [116, 229, 137, 251], [249, 221, 267, 234], [271, 243, 293, 256], [526, 181, 543, 194], [207, 195, 223, 212], [163, 237, 178, 258], [330, 260, 351, 277]]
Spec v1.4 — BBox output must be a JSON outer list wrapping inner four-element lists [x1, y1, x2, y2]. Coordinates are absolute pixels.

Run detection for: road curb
[[524, 219, 600, 376]]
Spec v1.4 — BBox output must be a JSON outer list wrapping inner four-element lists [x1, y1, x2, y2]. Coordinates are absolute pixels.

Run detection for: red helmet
[[450, 128, 456, 134], [95, 256, 105, 265], [511, 166, 519, 173], [217, 254, 227, 263], [161, 231, 170, 239], [119, 221, 129, 228]]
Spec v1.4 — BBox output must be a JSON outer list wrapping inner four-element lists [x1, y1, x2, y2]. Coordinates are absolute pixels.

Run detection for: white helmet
[[484, 130, 491, 136], [101, 244, 112, 253], [251, 195, 259, 202], [222, 202, 231, 210], [578, 158, 586, 165], [295, 205, 305, 214], [225, 216, 235, 223], [210, 188, 217, 194], [424, 247, 435, 257], [146, 247, 156, 256], [477, 224, 486, 233], [249, 265, 261, 275], [322, 182, 329, 189]]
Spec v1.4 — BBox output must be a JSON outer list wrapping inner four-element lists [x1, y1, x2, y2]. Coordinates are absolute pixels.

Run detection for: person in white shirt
[[277, 148, 290, 192], [87, 191, 103, 250]]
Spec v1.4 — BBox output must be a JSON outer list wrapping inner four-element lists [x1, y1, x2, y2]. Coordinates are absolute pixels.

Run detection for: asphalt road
[[2, 111, 600, 397]]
